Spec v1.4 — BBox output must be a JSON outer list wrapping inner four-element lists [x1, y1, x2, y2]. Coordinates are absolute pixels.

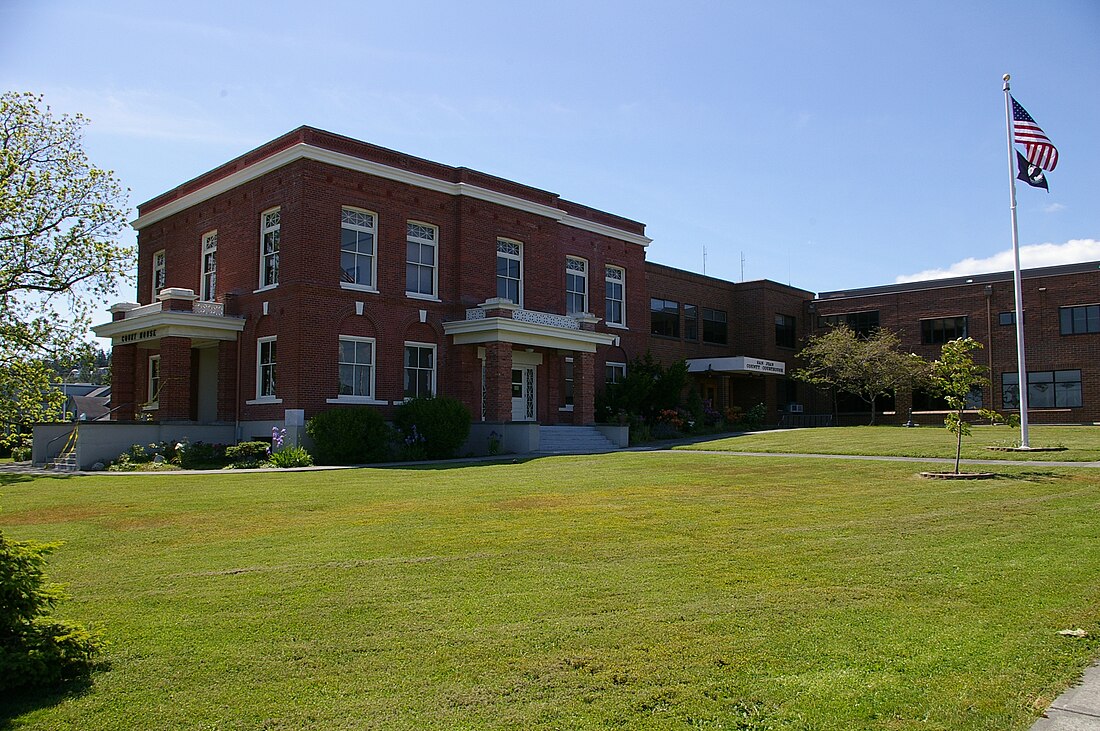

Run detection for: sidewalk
[[1030, 664, 1100, 730]]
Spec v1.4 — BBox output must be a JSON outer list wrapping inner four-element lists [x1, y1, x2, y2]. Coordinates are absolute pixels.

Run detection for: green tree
[[1, 92, 132, 448], [794, 325, 927, 425], [0, 527, 106, 690], [597, 352, 688, 423], [928, 337, 988, 474]]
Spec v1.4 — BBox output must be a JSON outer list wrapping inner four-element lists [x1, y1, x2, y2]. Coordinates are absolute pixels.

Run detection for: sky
[[3, 0, 1098, 330]]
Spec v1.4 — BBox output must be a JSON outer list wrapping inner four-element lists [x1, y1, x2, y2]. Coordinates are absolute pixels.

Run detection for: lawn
[[1, 454, 1099, 730], [677, 425, 1100, 462]]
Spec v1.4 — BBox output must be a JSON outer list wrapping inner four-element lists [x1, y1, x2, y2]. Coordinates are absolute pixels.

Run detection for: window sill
[[606, 322, 629, 330], [253, 284, 278, 294], [340, 282, 379, 294], [326, 396, 389, 405], [143, 403, 159, 411], [405, 292, 441, 303], [246, 397, 283, 405], [558, 405, 574, 412]]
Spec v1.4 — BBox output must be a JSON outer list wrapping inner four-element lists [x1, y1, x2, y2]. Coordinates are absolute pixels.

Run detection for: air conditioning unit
[[788, 403, 804, 413]]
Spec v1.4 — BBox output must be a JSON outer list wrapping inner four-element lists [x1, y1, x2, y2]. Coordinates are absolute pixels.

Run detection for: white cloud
[[895, 239, 1100, 283], [1044, 202, 1067, 213]]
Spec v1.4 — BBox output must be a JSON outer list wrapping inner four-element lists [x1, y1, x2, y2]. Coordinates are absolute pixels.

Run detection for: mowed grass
[[2, 454, 1099, 730], [679, 425, 1100, 462]]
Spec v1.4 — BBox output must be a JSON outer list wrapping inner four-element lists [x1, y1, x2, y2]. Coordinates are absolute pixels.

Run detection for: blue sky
[[3, 0, 1098, 316]]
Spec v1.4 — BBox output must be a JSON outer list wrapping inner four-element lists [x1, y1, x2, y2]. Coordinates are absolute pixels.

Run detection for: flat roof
[[817, 260, 1100, 300]]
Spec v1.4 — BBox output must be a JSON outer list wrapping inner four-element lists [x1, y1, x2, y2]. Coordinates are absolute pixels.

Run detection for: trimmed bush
[[306, 407, 391, 465], [224, 441, 271, 464], [393, 396, 471, 460]]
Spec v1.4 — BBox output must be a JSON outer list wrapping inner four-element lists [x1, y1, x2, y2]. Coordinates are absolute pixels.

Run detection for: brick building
[[644, 264, 811, 417], [94, 127, 649, 449], [90, 128, 1099, 460], [808, 262, 1100, 424]]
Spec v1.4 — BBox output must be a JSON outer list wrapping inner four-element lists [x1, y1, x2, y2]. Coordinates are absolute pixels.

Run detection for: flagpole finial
[[1003, 74, 1011, 81]]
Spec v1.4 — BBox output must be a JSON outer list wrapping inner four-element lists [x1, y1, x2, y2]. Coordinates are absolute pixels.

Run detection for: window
[[152, 249, 166, 299], [406, 222, 437, 297], [1060, 305, 1100, 335], [651, 298, 680, 337], [260, 208, 280, 288], [921, 316, 968, 345], [606, 361, 626, 385], [775, 314, 797, 348], [998, 311, 1021, 326], [913, 387, 983, 411], [338, 337, 375, 398], [684, 304, 698, 340], [496, 239, 522, 304], [257, 337, 277, 399], [562, 357, 574, 408], [404, 343, 435, 398], [819, 310, 879, 337], [200, 232, 217, 301], [605, 265, 625, 326], [702, 308, 728, 345], [566, 257, 587, 314], [341, 207, 377, 289], [1002, 370, 1082, 409], [147, 355, 160, 407]]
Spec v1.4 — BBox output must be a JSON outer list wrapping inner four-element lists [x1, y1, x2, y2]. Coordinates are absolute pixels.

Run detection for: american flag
[[1012, 96, 1058, 171]]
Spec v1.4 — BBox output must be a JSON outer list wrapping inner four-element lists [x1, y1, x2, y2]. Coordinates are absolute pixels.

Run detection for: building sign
[[733, 357, 785, 375], [119, 328, 159, 344]]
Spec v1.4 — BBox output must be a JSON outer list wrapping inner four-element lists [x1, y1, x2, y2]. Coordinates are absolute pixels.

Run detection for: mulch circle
[[985, 446, 1067, 452], [919, 471, 997, 480]]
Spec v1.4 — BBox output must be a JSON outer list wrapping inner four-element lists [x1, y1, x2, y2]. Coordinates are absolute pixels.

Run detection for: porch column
[[483, 342, 513, 422], [573, 351, 596, 425], [110, 344, 137, 421], [158, 336, 192, 421]]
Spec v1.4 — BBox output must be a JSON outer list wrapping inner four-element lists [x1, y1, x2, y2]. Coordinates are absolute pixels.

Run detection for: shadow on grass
[[0, 472, 80, 488], [994, 470, 1064, 483], [0, 674, 99, 729], [370, 456, 544, 471]]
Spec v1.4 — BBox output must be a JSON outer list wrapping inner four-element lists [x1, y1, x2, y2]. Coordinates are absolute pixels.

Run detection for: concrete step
[[50, 454, 79, 472], [537, 426, 619, 454]]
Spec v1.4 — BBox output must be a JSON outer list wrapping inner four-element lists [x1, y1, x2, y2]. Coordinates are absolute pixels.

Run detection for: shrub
[[306, 407, 391, 465], [268, 445, 314, 468], [393, 396, 471, 460], [0, 531, 105, 690], [177, 441, 228, 469], [224, 441, 271, 467]]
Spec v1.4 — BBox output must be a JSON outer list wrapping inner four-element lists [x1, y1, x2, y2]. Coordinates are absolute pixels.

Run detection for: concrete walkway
[[1030, 664, 1100, 730]]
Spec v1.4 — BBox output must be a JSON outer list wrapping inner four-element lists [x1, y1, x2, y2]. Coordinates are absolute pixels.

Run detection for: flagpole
[[1003, 74, 1030, 448]]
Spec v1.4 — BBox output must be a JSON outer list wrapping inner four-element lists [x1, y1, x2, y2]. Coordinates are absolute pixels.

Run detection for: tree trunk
[[954, 409, 963, 474], [868, 395, 877, 426]]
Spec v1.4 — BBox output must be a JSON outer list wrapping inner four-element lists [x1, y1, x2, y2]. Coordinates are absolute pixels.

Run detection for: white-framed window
[[256, 337, 277, 399], [341, 207, 377, 290], [606, 361, 626, 385], [566, 256, 588, 315], [147, 355, 161, 408], [152, 249, 166, 299], [404, 342, 436, 398], [260, 208, 281, 289], [496, 238, 522, 305], [406, 221, 438, 298], [338, 336, 375, 398], [200, 231, 217, 301], [605, 265, 625, 326]]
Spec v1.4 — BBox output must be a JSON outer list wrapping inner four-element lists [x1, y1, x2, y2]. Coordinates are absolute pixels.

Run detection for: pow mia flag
[[1016, 151, 1049, 191]]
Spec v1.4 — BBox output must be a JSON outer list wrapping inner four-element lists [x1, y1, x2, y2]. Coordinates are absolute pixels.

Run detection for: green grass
[[2, 454, 1099, 730], [678, 425, 1100, 462]]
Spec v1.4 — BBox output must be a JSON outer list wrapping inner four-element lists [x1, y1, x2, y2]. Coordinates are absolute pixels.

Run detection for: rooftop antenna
[[740, 252, 745, 282], [702, 245, 707, 276]]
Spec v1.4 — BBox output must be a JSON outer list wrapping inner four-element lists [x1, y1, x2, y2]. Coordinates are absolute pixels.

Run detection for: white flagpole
[[1003, 74, 1030, 448]]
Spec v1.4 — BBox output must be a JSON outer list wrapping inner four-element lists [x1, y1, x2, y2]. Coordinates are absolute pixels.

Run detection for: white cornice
[[443, 316, 617, 353], [93, 311, 246, 345], [133, 143, 652, 248]]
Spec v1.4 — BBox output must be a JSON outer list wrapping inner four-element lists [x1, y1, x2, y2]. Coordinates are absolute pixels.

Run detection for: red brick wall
[[811, 268, 1100, 423]]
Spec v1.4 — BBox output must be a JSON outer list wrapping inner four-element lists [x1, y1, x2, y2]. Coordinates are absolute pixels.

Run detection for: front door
[[511, 367, 536, 421]]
